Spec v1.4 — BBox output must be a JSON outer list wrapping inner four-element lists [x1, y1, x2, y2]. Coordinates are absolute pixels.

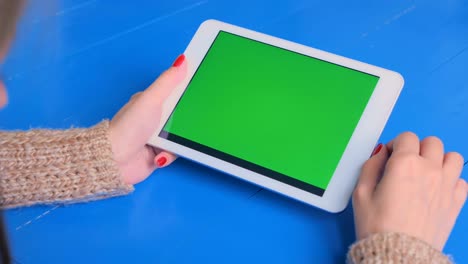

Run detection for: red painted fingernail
[[172, 54, 185, 67], [371, 143, 383, 156], [157, 156, 167, 167]]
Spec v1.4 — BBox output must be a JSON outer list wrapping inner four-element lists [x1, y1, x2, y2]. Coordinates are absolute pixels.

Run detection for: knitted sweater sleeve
[[347, 232, 453, 264], [0, 120, 133, 209]]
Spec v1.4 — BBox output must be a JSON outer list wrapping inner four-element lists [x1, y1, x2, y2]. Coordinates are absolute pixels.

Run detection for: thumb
[[143, 54, 188, 105], [109, 55, 187, 152], [355, 144, 390, 199], [129, 54, 187, 131]]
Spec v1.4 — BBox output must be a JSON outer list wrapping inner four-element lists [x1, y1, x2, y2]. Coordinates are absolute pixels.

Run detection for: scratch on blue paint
[[69, 0, 209, 57], [56, 0, 97, 16], [430, 44, 468, 74]]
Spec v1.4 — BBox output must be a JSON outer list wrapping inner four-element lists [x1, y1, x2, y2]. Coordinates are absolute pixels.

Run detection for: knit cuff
[[347, 232, 452, 264], [0, 120, 134, 208]]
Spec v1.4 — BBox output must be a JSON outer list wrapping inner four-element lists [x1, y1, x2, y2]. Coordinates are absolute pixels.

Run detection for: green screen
[[162, 31, 379, 194]]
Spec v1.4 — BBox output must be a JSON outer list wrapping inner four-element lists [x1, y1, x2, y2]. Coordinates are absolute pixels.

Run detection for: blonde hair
[[0, 0, 24, 51]]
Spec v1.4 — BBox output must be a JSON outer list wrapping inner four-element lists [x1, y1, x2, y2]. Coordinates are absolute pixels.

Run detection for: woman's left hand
[[109, 55, 187, 185]]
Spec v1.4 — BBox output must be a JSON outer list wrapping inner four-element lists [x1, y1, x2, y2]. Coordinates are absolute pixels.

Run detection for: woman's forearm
[[0, 121, 133, 208]]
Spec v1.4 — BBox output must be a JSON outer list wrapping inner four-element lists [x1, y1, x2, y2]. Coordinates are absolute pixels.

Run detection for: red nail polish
[[371, 143, 383, 156], [172, 54, 185, 67], [157, 156, 167, 167]]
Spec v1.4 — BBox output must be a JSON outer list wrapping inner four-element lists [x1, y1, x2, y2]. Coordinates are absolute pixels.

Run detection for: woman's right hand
[[353, 132, 467, 250]]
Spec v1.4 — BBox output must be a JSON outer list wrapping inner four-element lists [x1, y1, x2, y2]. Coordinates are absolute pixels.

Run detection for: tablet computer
[[148, 19, 404, 213]]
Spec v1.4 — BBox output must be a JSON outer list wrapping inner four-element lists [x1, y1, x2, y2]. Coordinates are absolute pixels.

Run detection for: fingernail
[[157, 156, 167, 167], [371, 143, 383, 156], [172, 54, 185, 67]]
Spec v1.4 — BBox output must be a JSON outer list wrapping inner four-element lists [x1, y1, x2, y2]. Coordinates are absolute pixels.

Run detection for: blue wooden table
[[1, 0, 467, 263]]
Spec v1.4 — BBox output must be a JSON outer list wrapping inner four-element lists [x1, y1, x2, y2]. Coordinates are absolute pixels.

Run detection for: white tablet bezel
[[148, 19, 404, 213]]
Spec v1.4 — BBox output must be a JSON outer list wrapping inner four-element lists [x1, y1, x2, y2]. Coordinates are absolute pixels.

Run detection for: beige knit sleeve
[[0, 120, 133, 209], [347, 232, 453, 264]]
